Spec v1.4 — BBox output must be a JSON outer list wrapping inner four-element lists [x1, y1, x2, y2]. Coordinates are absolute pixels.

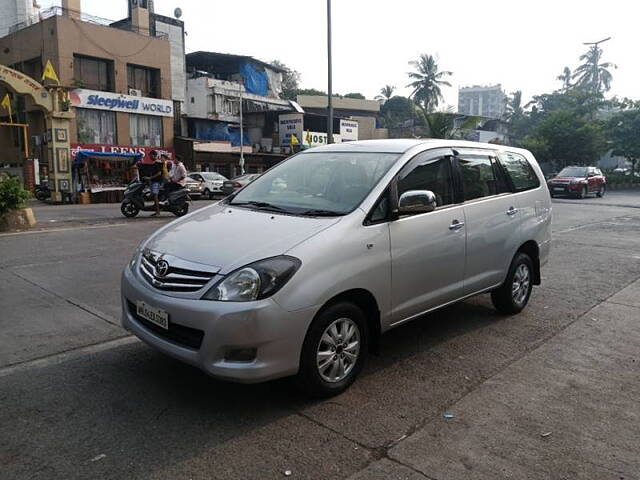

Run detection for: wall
[[154, 16, 185, 103], [186, 77, 210, 120]]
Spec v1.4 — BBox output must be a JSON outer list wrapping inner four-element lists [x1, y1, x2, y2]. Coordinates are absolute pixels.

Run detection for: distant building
[[458, 85, 506, 119], [0, 0, 40, 38]]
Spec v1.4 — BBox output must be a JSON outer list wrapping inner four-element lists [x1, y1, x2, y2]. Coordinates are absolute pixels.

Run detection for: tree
[[375, 85, 395, 103], [380, 96, 416, 129], [270, 60, 301, 100], [572, 45, 616, 95], [296, 88, 327, 97], [556, 67, 573, 92], [533, 110, 606, 167], [607, 109, 640, 174], [504, 90, 524, 121], [406, 54, 452, 113], [343, 92, 366, 99]]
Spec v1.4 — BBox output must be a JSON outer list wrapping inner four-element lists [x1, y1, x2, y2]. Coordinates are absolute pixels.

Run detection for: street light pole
[[326, 0, 334, 144]]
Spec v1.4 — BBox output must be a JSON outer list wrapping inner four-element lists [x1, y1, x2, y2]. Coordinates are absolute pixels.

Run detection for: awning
[[74, 150, 144, 166]]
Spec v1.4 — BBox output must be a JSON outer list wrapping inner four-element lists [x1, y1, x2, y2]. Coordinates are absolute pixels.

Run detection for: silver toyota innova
[[122, 139, 552, 397]]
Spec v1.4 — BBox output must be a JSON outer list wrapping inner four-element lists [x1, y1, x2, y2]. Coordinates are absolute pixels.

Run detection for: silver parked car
[[122, 140, 552, 397]]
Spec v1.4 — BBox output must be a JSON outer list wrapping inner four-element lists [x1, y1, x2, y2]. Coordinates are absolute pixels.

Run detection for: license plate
[[554, 187, 564, 191], [136, 301, 169, 330]]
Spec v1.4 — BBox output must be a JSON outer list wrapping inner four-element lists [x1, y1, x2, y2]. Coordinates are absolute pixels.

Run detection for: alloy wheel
[[511, 264, 531, 306], [316, 317, 360, 383]]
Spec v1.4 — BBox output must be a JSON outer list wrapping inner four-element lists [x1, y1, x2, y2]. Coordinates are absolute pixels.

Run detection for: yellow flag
[[290, 133, 299, 145], [1, 93, 12, 123], [41, 60, 60, 85]]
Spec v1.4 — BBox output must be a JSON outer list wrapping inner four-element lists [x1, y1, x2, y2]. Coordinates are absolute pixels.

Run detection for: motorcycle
[[120, 180, 190, 218], [34, 181, 51, 202]]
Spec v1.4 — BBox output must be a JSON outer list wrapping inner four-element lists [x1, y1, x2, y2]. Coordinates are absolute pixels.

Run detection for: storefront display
[[74, 151, 143, 202]]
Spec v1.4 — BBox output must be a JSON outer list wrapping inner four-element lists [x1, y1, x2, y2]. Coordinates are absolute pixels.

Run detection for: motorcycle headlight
[[202, 256, 301, 302]]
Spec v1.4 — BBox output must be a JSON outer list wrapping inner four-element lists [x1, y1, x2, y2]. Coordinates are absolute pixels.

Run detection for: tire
[[296, 302, 369, 398], [597, 185, 605, 197], [35, 191, 48, 202], [121, 201, 140, 218], [203, 189, 212, 200], [491, 252, 534, 315], [172, 203, 189, 217]]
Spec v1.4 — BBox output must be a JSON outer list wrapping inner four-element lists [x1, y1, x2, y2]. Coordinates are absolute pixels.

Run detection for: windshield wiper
[[297, 208, 344, 217], [231, 200, 290, 212]]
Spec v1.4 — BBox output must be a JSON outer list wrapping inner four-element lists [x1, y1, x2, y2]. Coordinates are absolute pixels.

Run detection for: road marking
[[0, 336, 138, 378], [0, 222, 140, 237]]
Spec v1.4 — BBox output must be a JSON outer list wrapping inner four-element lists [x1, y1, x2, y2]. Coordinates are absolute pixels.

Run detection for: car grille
[[127, 300, 204, 350], [139, 252, 216, 292]]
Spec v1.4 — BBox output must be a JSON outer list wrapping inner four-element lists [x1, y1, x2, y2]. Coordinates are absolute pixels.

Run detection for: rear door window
[[498, 152, 540, 192], [457, 152, 501, 201]]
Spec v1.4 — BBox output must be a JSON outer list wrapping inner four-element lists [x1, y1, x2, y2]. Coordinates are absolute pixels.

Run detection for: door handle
[[449, 220, 465, 231], [507, 206, 518, 216]]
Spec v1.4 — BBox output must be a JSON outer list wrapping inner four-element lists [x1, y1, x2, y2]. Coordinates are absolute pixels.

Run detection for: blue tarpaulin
[[241, 62, 269, 96], [192, 120, 251, 146], [74, 150, 144, 166]]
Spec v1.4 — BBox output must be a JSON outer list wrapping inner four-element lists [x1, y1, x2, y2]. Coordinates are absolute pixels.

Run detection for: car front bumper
[[121, 266, 318, 383]]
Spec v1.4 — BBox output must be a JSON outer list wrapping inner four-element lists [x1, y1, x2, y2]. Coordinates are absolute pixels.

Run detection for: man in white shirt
[[164, 155, 187, 197]]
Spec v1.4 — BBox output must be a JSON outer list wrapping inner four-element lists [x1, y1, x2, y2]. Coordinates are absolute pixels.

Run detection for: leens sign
[[70, 89, 173, 117]]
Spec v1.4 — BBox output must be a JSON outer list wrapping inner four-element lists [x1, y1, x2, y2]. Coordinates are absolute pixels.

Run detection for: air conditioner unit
[[129, 89, 142, 97]]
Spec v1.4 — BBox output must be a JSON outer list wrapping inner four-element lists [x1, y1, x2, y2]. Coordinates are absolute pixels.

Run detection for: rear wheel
[[172, 203, 189, 217], [296, 302, 368, 398], [491, 252, 533, 315], [121, 201, 140, 218], [597, 185, 605, 197]]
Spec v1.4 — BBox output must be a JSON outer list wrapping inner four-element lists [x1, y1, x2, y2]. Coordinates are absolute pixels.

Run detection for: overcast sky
[[42, 0, 640, 107]]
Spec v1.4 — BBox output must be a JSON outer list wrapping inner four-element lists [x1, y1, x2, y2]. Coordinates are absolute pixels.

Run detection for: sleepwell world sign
[[69, 89, 173, 117]]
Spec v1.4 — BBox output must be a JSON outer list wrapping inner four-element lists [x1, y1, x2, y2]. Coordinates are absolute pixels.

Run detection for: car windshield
[[202, 173, 226, 180], [558, 167, 588, 177], [230, 152, 399, 215]]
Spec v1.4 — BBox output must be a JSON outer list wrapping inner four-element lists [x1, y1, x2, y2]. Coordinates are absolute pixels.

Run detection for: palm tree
[[556, 66, 573, 92], [504, 90, 523, 121], [572, 45, 616, 95], [406, 54, 452, 113], [375, 85, 395, 103]]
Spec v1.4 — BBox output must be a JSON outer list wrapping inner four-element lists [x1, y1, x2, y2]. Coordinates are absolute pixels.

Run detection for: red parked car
[[547, 166, 606, 199]]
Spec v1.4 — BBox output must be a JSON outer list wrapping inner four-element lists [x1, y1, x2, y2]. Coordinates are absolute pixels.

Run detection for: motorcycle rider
[[164, 155, 187, 197]]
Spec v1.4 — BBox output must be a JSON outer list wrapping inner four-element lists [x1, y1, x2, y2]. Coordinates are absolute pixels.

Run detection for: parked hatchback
[[547, 166, 606, 198], [189, 172, 228, 199], [221, 174, 261, 196], [122, 140, 552, 397]]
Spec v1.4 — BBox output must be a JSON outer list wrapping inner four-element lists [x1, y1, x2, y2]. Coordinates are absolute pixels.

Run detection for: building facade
[[0, 0, 175, 185], [458, 85, 506, 119]]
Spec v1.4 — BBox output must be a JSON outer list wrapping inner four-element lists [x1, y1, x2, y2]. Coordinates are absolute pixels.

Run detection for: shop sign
[[340, 119, 359, 142], [302, 131, 342, 147], [70, 89, 174, 117], [71, 144, 174, 163], [278, 113, 303, 146]]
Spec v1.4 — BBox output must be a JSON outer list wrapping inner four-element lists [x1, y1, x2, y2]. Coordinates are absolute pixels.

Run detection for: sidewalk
[[351, 279, 640, 480]]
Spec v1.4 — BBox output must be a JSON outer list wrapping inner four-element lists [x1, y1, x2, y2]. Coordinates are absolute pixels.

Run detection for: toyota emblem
[[155, 260, 170, 277]]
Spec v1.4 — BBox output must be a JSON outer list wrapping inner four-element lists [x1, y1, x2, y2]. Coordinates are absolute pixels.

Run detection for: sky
[[41, 0, 640, 107]]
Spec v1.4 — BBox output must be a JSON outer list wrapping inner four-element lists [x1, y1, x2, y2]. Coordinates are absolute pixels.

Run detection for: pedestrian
[[146, 150, 163, 216], [165, 155, 187, 197]]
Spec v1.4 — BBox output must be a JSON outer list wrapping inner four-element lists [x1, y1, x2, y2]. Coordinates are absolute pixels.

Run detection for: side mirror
[[398, 190, 437, 215]]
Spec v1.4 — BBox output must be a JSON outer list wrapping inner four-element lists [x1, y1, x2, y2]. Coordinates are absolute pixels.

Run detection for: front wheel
[[578, 186, 587, 199], [172, 202, 189, 217], [597, 185, 605, 197], [491, 252, 533, 315], [296, 302, 368, 398], [121, 200, 140, 218]]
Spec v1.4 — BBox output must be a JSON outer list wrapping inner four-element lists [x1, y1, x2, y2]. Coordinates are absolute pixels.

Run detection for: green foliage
[[0, 174, 30, 216], [606, 109, 640, 172], [406, 54, 452, 112], [532, 110, 606, 166], [375, 85, 395, 103], [573, 45, 616, 95], [343, 92, 366, 99], [380, 96, 416, 129], [270, 60, 301, 101], [296, 88, 327, 97]]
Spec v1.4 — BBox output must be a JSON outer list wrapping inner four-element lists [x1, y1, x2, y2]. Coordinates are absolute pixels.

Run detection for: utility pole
[[326, 0, 334, 144], [238, 82, 245, 175]]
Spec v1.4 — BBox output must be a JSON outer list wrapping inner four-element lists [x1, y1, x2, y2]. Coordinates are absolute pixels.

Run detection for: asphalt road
[[1, 191, 639, 479]]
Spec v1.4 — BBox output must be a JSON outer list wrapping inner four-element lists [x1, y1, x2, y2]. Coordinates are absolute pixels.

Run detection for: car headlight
[[202, 256, 301, 301]]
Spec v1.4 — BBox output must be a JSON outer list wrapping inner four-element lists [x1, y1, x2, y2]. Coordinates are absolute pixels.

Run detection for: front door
[[389, 149, 466, 325]]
